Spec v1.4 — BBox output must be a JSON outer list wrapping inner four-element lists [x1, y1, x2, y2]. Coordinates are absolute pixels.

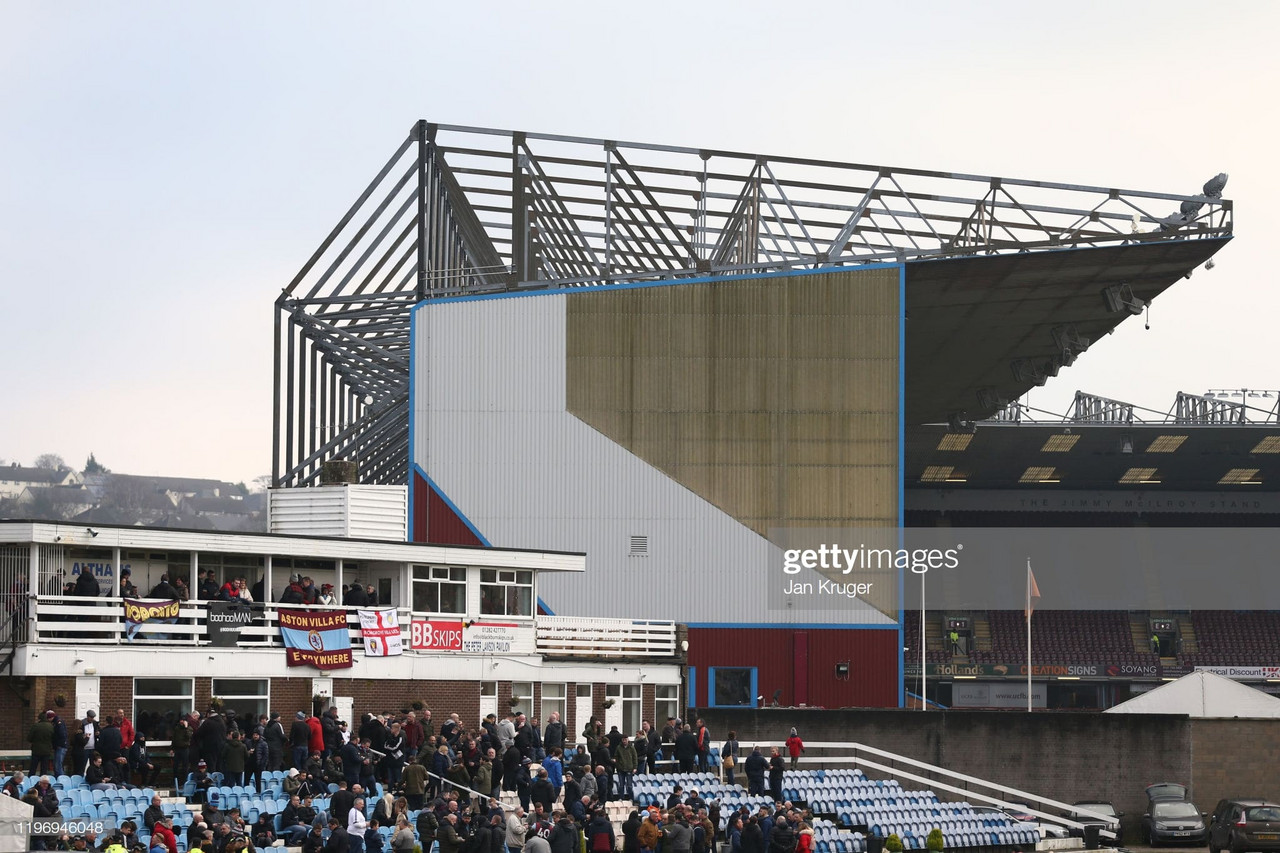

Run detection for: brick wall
[[1191, 719, 1280, 812], [99, 677, 132, 721]]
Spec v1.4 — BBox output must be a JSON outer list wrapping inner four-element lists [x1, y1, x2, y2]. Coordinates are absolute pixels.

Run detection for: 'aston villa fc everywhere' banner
[[279, 609, 353, 670], [359, 609, 403, 657]]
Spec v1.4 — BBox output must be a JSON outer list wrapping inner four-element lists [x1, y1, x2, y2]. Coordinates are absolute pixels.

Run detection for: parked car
[[1070, 801, 1123, 838], [1147, 783, 1190, 805], [1208, 800, 1280, 853], [1143, 799, 1208, 846], [997, 804, 1070, 839]]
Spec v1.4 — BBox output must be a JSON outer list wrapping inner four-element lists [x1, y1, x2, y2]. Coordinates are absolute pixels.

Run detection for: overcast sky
[[2, 1, 1277, 485]]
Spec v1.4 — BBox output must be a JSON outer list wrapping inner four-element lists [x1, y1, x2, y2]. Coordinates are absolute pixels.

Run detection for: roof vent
[[320, 459, 358, 485]]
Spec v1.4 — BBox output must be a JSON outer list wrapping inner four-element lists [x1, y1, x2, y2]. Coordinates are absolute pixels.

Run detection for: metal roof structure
[[273, 121, 1233, 487], [906, 391, 1280, 493]]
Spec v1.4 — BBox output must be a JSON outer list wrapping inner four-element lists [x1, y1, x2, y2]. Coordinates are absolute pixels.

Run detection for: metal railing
[[728, 740, 1117, 842]]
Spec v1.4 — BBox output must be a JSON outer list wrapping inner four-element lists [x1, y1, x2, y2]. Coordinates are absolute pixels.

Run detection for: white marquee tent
[[1104, 670, 1280, 718]]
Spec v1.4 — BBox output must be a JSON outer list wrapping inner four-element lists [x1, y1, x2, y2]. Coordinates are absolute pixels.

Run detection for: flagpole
[[920, 570, 926, 710], [1026, 558, 1032, 713]]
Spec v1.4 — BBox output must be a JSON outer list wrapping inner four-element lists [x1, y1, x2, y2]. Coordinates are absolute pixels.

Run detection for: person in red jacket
[[785, 728, 804, 770], [307, 713, 325, 757], [118, 709, 135, 751], [152, 815, 179, 853]]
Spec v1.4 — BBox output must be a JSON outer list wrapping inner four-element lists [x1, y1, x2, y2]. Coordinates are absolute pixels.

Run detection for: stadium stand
[[1179, 611, 1280, 666], [633, 769, 1042, 851]]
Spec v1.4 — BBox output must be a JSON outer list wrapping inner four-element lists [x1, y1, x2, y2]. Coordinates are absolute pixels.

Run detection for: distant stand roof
[[1104, 670, 1280, 718]]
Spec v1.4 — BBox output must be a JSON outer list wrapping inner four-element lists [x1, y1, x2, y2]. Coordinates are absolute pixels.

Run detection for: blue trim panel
[[411, 462, 493, 548], [707, 666, 759, 709], [407, 308, 418, 541], [684, 623, 899, 630], [413, 262, 905, 308], [537, 597, 555, 616], [897, 262, 906, 708], [687, 667, 697, 710]]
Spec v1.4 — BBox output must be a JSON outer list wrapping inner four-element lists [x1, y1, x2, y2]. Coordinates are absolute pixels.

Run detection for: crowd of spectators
[[18, 703, 809, 853]]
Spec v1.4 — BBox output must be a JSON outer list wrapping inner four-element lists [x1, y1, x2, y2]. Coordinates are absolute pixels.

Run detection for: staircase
[[1130, 614, 1151, 654], [1178, 618, 1199, 654], [924, 616, 946, 656], [972, 614, 992, 653]]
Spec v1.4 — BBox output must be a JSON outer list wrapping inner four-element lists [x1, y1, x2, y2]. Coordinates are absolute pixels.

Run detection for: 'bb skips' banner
[[279, 608, 353, 669], [358, 608, 403, 657], [123, 598, 180, 640]]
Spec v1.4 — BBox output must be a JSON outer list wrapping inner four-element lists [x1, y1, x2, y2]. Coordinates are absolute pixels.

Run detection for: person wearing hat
[[280, 575, 307, 605], [192, 759, 213, 803], [119, 567, 138, 598], [318, 583, 337, 606], [784, 729, 804, 770], [290, 710, 312, 771]]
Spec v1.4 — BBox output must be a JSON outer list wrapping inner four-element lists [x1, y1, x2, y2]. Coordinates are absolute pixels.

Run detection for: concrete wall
[[700, 708, 1191, 831]]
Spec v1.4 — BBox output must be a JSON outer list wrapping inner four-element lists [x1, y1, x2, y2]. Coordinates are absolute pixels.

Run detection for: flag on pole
[[1025, 560, 1041, 621]]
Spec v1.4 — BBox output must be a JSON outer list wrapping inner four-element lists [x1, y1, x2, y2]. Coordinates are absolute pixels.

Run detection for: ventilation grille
[[629, 535, 649, 557]]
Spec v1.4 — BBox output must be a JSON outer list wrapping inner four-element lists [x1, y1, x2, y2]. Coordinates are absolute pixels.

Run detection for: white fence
[[536, 615, 677, 657], [28, 596, 676, 657]]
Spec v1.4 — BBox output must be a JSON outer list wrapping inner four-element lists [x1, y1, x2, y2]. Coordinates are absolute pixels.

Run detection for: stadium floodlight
[[1159, 173, 1228, 231], [1051, 325, 1090, 356], [1203, 173, 1229, 198], [1101, 283, 1145, 316], [1011, 358, 1049, 386]]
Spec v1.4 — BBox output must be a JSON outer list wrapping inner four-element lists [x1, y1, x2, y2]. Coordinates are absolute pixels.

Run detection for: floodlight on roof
[[920, 466, 955, 483], [1040, 434, 1080, 453], [1146, 435, 1188, 453], [1102, 283, 1145, 316], [1219, 468, 1262, 485], [937, 433, 974, 452], [1252, 436, 1280, 454], [1020, 466, 1058, 484]]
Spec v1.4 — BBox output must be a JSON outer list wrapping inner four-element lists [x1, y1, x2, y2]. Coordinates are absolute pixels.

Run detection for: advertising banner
[[462, 621, 534, 654], [122, 598, 179, 640], [951, 681, 1047, 709], [279, 609, 352, 669], [1195, 665, 1280, 680], [207, 601, 256, 647], [409, 619, 534, 654], [411, 619, 464, 651], [359, 609, 403, 657], [905, 661, 1161, 679]]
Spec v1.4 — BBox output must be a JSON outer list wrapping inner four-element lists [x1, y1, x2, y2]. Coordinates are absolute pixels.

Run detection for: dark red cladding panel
[[687, 627, 899, 709], [412, 470, 485, 547]]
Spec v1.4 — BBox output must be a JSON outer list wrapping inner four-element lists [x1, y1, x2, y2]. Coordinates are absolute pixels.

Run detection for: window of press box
[[479, 569, 533, 617], [211, 678, 270, 721], [709, 667, 757, 708], [411, 566, 466, 614], [654, 685, 680, 725], [542, 683, 567, 724], [134, 677, 194, 740]]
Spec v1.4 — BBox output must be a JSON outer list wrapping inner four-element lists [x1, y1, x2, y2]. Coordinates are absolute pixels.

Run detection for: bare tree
[[33, 453, 66, 470]]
